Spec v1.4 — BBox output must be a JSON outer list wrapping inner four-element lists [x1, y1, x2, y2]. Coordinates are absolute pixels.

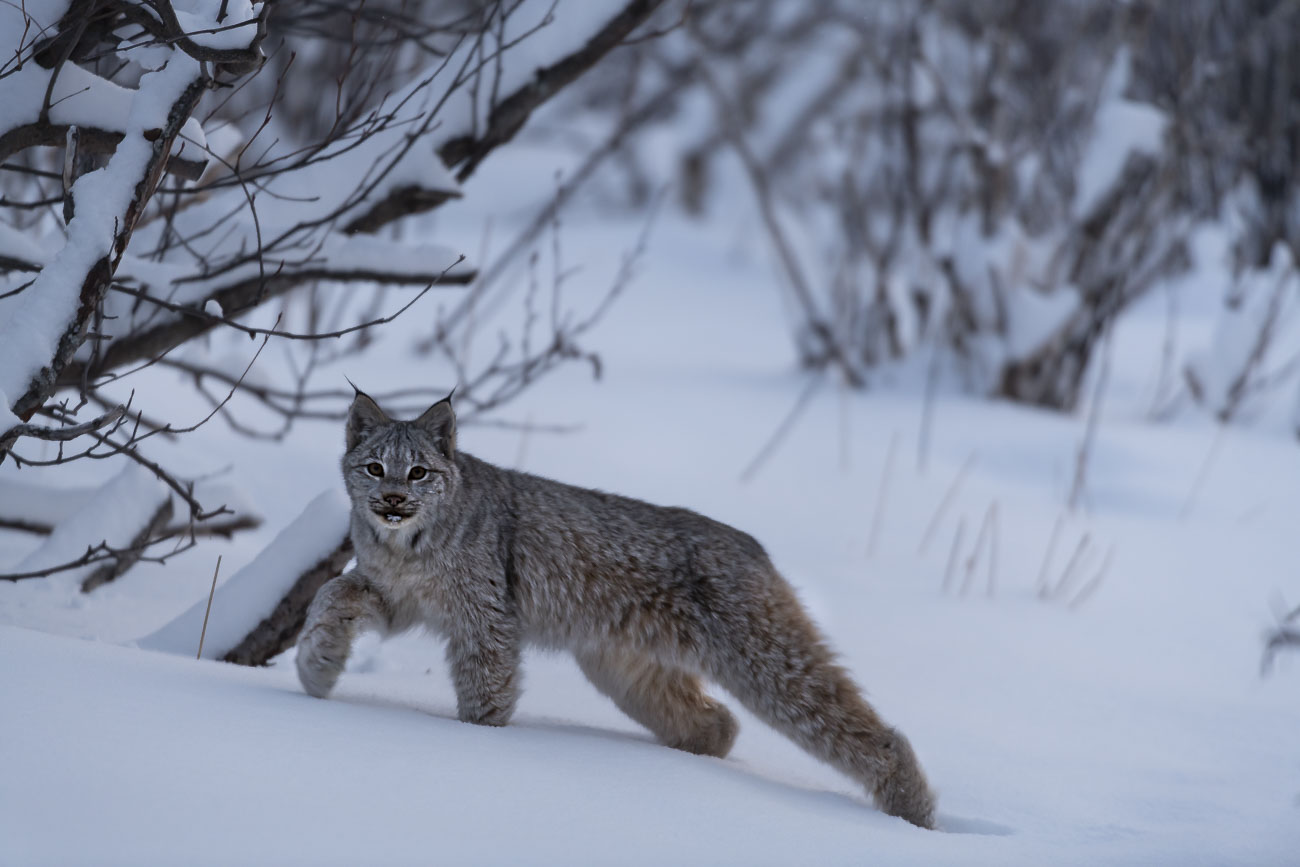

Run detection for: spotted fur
[[297, 392, 937, 828]]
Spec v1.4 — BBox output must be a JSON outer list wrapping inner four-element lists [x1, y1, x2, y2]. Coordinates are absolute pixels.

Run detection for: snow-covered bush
[[571, 0, 1300, 417]]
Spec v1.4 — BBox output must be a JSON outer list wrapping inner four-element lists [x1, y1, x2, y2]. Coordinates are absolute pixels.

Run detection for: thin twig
[[1178, 425, 1226, 521], [197, 555, 222, 659], [1068, 324, 1114, 512], [1068, 545, 1113, 610], [739, 374, 825, 483], [942, 517, 967, 595], [1048, 533, 1092, 602], [1036, 512, 1066, 596], [1, 405, 125, 444], [866, 433, 899, 557], [961, 502, 997, 597], [918, 452, 976, 555]]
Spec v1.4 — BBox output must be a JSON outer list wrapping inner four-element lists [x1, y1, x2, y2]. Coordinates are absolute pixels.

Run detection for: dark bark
[[0, 123, 206, 181]]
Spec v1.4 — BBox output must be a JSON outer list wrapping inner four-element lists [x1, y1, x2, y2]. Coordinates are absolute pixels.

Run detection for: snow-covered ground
[[3, 128, 1300, 865]]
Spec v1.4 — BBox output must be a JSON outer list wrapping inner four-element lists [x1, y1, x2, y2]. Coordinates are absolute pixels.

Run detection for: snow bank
[[136, 489, 350, 659], [8, 463, 170, 588], [0, 625, 997, 867]]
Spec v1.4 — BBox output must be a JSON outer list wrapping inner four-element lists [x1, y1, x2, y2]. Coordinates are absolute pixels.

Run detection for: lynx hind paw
[[667, 699, 739, 758], [296, 626, 348, 699]]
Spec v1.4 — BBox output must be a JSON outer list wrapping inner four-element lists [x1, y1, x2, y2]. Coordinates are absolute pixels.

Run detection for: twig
[[1178, 425, 1226, 521], [942, 517, 966, 594], [1068, 545, 1113, 610], [107, 255, 465, 342], [838, 374, 851, 472], [81, 498, 175, 592], [1262, 601, 1300, 675], [1036, 512, 1066, 596], [866, 433, 899, 557], [1, 404, 125, 444], [739, 374, 825, 483], [514, 412, 533, 469], [918, 452, 976, 555], [1047, 532, 1092, 602], [986, 504, 1000, 598], [197, 555, 222, 659], [961, 502, 998, 597], [1068, 324, 1113, 512]]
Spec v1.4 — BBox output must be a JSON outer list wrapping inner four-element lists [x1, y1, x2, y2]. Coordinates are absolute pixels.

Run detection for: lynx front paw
[[296, 625, 349, 699]]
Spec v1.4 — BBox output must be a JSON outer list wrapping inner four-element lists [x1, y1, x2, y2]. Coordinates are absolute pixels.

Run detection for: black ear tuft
[[346, 388, 389, 451], [414, 391, 456, 458]]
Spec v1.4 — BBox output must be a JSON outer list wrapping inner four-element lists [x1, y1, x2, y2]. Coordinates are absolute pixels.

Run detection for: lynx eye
[[366, 462, 384, 477], [408, 466, 427, 481]]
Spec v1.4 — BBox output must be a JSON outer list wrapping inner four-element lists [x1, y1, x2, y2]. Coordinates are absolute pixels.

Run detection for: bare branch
[[2, 404, 125, 443]]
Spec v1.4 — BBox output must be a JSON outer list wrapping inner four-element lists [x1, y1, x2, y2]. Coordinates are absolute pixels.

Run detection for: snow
[[0, 0, 207, 157], [0, 220, 55, 271], [0, 624, 969, 866], [5, 463, 169, 591], [1073, 52, 1167, 218], [4, 185, 1299, 861], [0, 388, 18, 433], [0, 61, 205, 147], [0, 56, 202, 414], [0, 475, 256, 535], [137, 490, 349, 659], [1185, 243, 1300, 421], [2, 13, 1300, 865], [0, 477, 98, 527], [172, 0, 261, 51]]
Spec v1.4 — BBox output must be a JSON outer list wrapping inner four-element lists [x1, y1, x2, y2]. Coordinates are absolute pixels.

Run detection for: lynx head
[[342, 390, 459, 532]]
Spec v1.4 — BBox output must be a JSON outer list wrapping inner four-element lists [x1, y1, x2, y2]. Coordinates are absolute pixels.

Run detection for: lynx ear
[[346, 390, 389, 450], [415, 392, 456, 458]]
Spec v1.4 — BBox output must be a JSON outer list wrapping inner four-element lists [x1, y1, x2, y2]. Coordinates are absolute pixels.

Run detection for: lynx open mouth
[[374, 509, 410, 525]]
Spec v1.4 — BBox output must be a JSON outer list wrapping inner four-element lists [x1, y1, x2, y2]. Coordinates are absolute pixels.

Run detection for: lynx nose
[[383, 493, 406, 507]]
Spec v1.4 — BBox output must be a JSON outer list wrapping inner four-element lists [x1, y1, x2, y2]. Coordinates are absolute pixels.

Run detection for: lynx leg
[[706, 578, 937, 829], [297, 571, 397, 699], [576, 649, 739, 758], [447, 624, 523, 727]]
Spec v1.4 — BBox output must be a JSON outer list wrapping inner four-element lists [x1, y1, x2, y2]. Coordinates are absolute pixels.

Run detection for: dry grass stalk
[[865, 433, 900, 558], [1067, 545, 1114, 610], [942, 517, 967, 595], [1046, 533, 1093, 601], [917, 452, 977, 556], [197, 556, 222, 660], [960, 502, 998, 597], [1036, 512, 1066, 596]]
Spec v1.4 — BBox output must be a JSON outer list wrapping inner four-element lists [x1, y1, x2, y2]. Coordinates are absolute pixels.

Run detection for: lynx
[[297, 392, 937, 828]]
